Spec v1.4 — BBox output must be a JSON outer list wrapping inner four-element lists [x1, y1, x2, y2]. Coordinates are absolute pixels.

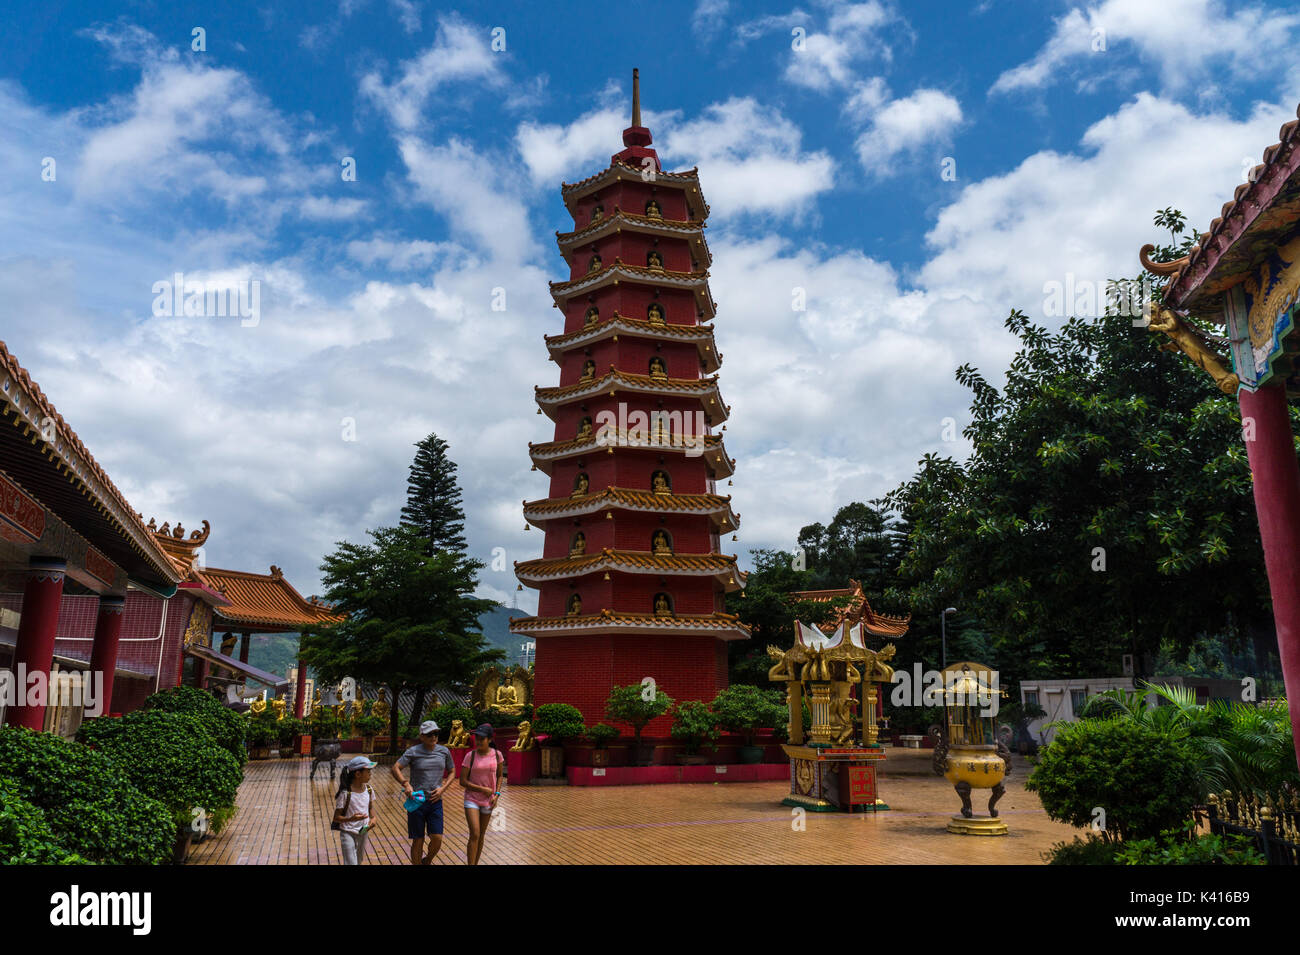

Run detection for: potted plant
[[277, 717, 301, 757], [711, 684, 785, 763], [670, 701, 719, 764], [586, 723, 620, 767], [246, 719, 275, 759], [605, 684, 674, 766], [533, 703, 585, 777], [354, 714, 386, 752]]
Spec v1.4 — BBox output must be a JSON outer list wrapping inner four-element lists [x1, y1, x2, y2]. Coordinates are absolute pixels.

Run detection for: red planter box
[[566, 763, 788, 786]]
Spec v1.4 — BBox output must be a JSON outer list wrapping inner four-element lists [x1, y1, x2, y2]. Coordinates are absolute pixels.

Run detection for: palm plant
[[1078, 684, 1297, 798]]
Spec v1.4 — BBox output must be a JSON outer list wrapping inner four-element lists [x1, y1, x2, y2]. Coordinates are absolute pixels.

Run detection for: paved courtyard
[[190, 748, 1076, 865]]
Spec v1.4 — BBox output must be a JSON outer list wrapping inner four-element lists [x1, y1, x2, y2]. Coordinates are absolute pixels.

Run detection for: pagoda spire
[[631, 67, 641, 128]]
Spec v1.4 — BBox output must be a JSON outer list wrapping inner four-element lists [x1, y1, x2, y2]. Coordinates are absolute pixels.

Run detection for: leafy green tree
[[886, 302, 1276, 691], [604, 684, 674, 760], [301, 524, 500, 752], [400, 433, 467, 554]]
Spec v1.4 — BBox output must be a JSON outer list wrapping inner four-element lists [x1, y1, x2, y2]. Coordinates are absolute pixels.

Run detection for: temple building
[[1140, 105, 1300, 759], [511, 71, 748, 731], [0, 339, 335, 735]]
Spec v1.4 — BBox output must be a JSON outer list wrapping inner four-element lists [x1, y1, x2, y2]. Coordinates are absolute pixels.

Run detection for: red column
[[86, 595, 126, 718], [239, 632, 250, 664], [293, 658, 307, 719], [5, 557, 66, 730], [1239, 383, 1300, 765]]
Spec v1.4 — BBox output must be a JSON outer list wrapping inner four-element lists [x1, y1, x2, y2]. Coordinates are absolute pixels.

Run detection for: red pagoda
[[511, 71, 748, 734]]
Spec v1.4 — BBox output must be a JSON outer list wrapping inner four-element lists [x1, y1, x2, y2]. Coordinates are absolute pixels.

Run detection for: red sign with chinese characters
[[0, 472, 45, 543], [847, 765, 878, 805]]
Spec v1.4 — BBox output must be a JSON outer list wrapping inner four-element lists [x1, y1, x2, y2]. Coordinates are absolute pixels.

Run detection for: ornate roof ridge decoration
[[199, 564, 345, 629], [515, 548, 747, 591], [556, 206, 708, 243], [522, 485, 740, 529], [561, 163, 709, 219], [534, 368, 728, 423], [0, 339, 182, 585], [1158, 103, 1300, 314], [147, 518, 213, 577], [788, 578, 911, 636], [545, 313, 716, 346], [509, 609, 751, 639], [550, 260, 710, 293], [527, 429, 735, 479]]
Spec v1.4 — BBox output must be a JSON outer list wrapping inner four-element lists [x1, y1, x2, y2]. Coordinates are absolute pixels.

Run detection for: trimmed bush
[[144, 685, 247, 766], [1043, 835, 1119, 865], [1115, 823, 1266, 866], [0, 780, 89, 865], [0, 726, 172, 864], [670, 701, 718, 755], [79, 710, 243, 830], [533, 703, 586, 743], [1026, 719, 1200, 842], [425, 703, 475, 737], [710, 684, 786, 746]]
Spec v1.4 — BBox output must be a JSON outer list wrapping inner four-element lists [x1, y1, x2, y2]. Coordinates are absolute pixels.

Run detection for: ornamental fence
[[1203, 790, 1300, 865]]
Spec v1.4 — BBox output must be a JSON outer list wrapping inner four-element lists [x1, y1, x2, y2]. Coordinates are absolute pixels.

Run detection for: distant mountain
[[242, 604, 528, 682]]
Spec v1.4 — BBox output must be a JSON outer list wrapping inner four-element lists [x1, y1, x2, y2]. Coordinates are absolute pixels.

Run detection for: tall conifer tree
[[400, 433, 467, 554]]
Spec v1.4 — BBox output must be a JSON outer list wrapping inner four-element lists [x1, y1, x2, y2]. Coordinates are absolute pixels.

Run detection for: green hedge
[[144, 685, 247, 766], [0, 726, 172, 864], [0, 780, 89, 865], [79, 710, 243, 830]]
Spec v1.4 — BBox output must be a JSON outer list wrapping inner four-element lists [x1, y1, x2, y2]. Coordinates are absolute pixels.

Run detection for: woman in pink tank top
[[459, 723, 505, 865]]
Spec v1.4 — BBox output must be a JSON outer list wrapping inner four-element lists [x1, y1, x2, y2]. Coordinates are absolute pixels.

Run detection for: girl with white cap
[[333, 756, 377, 865]]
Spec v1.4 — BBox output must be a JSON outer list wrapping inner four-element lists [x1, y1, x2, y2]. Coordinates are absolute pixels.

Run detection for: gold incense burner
[[941, 661, 1007, 836]]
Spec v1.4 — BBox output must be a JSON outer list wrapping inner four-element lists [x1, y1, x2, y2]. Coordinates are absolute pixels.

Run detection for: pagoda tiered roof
[[522, 486, 739, 531], [527, 429, 736, 478], [789, 578, 911, 637], [509, 609, 750, 641], [515, 548, 746, 591], [557, 208, 711, 267], [535, 367, 728, 422], [561, 162, 710, 219], [549, 261, 717, 318], [545, 314, 722, 372]]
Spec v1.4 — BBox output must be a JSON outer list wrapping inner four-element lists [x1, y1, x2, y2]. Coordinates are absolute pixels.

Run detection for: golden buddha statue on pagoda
[[570, 532, 586, 556], [591, 204, 604, 223], [588, 254, 602, 274], [585, 306, 600, 326], [654, 593, 672, 616], [651, 530, 672, 555], [580, 359, 596, 382], [647, 302, 666, 325], [652, 471, 671, 495], [576, 417, 593, 441], [572, 472, 590, 497], [567, 594, 582, 616], [648, 357, 668, 379], [646, 250, 664, 272], [645, 199, 662, 219]]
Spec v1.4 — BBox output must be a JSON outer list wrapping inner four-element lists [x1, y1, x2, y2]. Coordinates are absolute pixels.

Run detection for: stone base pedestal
[[946, 815, 1008, 836]]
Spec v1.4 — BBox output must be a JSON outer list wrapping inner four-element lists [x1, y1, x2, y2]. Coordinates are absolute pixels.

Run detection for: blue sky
[[2, 0, 1299, 611]]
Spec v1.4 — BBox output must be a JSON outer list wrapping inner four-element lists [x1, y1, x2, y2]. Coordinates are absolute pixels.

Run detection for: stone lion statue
[[511, 720, 536, 751], [446, 719, 471, 747]]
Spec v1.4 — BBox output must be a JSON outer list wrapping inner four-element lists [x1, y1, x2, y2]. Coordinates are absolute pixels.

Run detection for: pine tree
[[400, 433, 467, 554]]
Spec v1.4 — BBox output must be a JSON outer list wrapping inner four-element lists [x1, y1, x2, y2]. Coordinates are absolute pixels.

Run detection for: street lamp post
[[941, 607, 957, 669]]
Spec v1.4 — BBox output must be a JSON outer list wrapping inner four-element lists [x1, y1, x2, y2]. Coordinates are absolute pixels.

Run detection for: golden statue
[[591, 205, 604, 223], [647, 303, 665, 325], [654, 593, 672, 616], [567, 594, 583, 616], [249, 698, 267, 715], [646, 250, 664, 272], [270, 698, 286, 719], [446, 719, 471, 747], [571, 472, 590, 498], [652, 471, 670, 495], [651, 530, 672, 556], [645, 199, 662, 219], [1147, 305, 1240, 395], [585, 306, 599, 326], [648, 357, 667, 379], [472, 664, 534, 717], [372, 687, 390, 723], [310, 689, 323, 716], [576, 418, 593, 441], [570, 532, 587, 556], [512, 720, 536, 751], [580, 360, 596, 382], [588, 254, 602, 274]]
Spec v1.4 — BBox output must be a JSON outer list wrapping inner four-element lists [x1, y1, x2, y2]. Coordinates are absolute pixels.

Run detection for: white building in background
[[1020, 676, 1243, 745]]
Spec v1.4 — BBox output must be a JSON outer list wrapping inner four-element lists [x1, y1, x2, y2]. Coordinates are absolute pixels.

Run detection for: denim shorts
[[406, 798, 444, 838], [464, 800, 492, 814]]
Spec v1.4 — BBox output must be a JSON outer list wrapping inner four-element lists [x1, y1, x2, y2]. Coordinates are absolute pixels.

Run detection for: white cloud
[[854, 88, 962, 174], [360, 14, 505, 130], [515, 106, 626, 186], [992, 0, 1300, 96]]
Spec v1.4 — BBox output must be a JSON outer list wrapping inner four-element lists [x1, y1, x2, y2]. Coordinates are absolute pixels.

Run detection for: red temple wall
[[537, 573, 720, 618]]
